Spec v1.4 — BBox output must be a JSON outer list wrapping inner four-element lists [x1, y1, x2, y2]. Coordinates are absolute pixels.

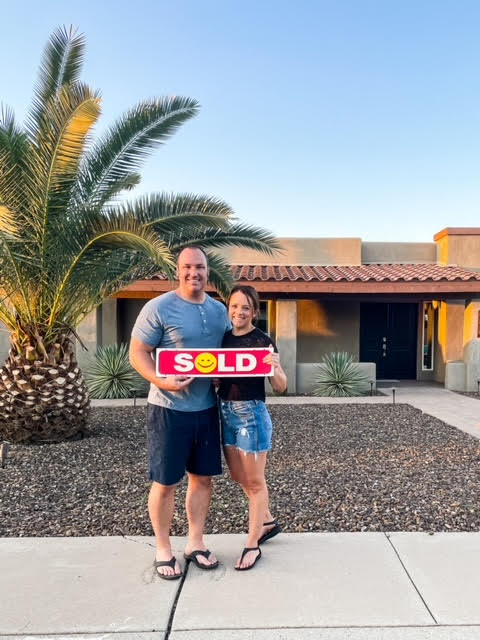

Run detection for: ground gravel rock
[[455, 391, 480, 401], [1, 404, 480, 536]]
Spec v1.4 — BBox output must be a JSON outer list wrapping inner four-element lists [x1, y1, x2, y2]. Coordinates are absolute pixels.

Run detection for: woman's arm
[[263, 351, 287, 394]]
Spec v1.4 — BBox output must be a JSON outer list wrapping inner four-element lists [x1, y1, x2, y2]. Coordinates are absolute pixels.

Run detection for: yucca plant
[[85, 344, 148, 399], [0, 26, 280, 443], [314, 352, 368, 397]]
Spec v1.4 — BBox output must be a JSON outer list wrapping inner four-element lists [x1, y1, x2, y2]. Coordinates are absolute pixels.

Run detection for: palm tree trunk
[[0, 336, 90, 443]]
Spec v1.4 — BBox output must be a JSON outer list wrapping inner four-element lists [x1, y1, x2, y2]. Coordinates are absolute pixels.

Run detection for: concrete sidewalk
[[2, 532, 480, 639]]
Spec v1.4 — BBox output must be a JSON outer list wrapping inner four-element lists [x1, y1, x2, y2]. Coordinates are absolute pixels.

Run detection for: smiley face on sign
[[194, 352, 218, 373]]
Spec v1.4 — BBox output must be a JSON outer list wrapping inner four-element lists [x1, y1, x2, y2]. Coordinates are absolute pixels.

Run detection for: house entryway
[[360, 302, 418, 379]]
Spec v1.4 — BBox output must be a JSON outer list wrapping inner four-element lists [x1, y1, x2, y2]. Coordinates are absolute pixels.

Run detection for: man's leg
[[146, 404, 190, 577], [149, 481, 182, 577], [184, 473, 217, 567]]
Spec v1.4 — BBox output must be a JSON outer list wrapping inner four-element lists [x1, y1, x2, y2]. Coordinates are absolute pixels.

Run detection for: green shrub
[[314, 351, 368, 397], [85, 343, 149, 399]]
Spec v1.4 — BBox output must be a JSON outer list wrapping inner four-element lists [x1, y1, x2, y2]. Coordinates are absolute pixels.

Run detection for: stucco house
[[67, 227, 480, 394], [2, 227, 479, 394]]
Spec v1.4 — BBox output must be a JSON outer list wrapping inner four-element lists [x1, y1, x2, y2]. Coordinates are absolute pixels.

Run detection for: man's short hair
[[175, 245, 209, 266]]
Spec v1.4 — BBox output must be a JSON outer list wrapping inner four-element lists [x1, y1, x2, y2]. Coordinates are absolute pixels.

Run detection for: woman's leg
[[221, 401, 275, 567], [224, 444, 273, 525], [235, 451, 268, 568], [223, 445, 247, 486]]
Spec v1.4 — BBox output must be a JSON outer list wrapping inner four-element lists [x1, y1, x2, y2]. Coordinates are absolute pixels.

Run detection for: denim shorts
[[219, 399, 273, 454], [146, 403, 222, 486]]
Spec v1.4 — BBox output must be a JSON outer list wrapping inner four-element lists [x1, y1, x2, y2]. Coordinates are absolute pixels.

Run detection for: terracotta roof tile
[[230, 263, 480, 282], [150, 263, 480, 283]]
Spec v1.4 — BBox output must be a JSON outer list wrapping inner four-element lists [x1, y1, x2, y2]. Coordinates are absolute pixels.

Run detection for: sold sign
[[156, 347, 274, 377]]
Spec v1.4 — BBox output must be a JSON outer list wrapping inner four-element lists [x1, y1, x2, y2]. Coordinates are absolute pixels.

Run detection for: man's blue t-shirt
[[131, 290, 230, 411]]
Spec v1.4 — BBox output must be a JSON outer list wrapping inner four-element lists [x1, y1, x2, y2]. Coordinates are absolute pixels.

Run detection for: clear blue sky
[[2, 0, 480, 242]]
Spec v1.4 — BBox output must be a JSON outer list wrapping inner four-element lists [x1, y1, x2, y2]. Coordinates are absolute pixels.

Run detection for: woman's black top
[[217, 327, 277, 402]]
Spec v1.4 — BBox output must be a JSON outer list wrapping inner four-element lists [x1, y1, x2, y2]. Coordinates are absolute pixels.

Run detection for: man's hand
[[130, 337, 195, 392], [157, 375, 195, 392]]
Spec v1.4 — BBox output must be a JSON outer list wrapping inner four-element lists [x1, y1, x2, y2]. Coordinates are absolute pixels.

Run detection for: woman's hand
[[262, 352, 281, 370], [263, 351, 287, 394]]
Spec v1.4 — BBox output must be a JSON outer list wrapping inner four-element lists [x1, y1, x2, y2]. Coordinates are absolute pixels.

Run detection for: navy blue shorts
[[146, 403, 222, 486]]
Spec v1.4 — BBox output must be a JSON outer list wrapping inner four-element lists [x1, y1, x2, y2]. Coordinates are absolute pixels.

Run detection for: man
[[129, 246, 230, 579]]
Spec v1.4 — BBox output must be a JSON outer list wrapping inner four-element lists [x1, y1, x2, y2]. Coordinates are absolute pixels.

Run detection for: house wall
[[296, 300, 360, 362], [75, 299, 148, 370], [435, 229, 480, 269], [76, 309, 99, 371], [217, 237, 362, 265], [433, 230, 480, 387], [0, 323, 9, 363], [219, 238, 438, 267], [362, 242, 436, 264], [433, 300, 465, 383]]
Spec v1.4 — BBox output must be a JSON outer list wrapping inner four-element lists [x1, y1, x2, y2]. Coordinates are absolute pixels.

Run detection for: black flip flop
[[258, 520, 282, 545], [184, 549, 219, 570], [153, 556, 183, 580], [235, 546, 261, 571]]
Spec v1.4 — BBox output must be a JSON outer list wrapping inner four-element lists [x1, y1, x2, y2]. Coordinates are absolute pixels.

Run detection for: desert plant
[[314, 352, 368, 397], [0, 26, 279, 443], [85, 343, 149, 399]]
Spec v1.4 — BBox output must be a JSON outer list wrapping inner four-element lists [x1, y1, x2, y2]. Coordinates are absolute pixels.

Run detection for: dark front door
[[360, 303, 418, 379]]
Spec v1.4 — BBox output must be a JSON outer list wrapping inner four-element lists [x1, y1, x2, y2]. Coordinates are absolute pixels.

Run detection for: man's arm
[[129, 336, 194, 393]]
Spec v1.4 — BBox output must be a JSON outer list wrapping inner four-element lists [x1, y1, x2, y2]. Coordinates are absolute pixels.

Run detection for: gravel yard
[[2, 404, 480, 536]]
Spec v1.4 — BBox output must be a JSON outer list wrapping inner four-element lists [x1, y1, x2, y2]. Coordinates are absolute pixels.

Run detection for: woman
[[217, 285, 287, 570]]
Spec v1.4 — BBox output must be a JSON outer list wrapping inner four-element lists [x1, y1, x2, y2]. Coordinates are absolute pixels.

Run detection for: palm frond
[[114, 192, 234, 234], [28, 26, 85, 137], [92, 172, 141, 207], [0, 26, 281, 357], [204, 251, 235, 299], [47, 215, 176, 330], [0, 105, 28, 154], [30, 82, 101, 255], [0, 236, 39, 325], [168, 222, 283, 256], [77, 96, 199, 205], [0, 108, 36, 222], [0, 205, 18, 235]]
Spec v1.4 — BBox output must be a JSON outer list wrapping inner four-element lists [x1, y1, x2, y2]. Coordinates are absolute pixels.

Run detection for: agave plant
[[85, 344, 148, 399], [0, 26, 279, 443], [314, 352, 368, 397]]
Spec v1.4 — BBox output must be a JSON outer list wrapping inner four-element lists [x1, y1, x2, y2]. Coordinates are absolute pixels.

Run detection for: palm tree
[[0, 26, 279, 443]]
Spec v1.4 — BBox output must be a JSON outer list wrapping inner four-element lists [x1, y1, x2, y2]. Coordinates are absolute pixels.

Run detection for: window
[[422, 302, 435, 370], [257, 301, 268, 333]]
